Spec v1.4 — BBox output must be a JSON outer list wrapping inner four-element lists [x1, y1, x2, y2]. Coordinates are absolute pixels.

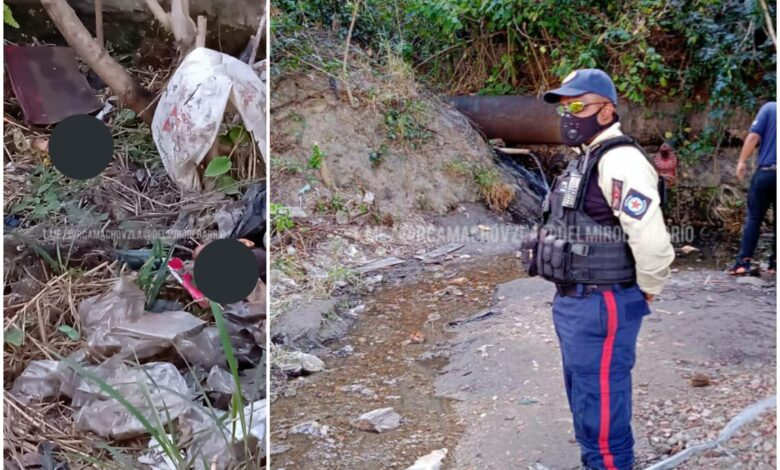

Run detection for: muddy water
[[271, 254, 524, 469]]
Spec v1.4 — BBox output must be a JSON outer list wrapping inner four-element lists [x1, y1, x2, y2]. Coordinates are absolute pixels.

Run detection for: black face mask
[[560, 106, 617, 147]]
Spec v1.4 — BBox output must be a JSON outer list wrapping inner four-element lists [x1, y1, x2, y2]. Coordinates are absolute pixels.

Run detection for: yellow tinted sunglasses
[[556, 101, 610, 116]]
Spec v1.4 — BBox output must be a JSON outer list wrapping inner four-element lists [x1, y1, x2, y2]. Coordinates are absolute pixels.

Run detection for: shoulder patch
[[622, 188, 652, 220], [611, 178, 623, 210]]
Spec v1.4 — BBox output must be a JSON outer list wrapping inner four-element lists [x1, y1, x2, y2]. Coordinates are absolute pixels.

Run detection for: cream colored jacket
[[575, 122, 675, 295]]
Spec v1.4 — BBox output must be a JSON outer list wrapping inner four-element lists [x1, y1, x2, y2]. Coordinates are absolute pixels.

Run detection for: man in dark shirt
[[729, 101, 777, 275]]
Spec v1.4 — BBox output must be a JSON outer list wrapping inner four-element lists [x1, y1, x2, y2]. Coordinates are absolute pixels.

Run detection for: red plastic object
[[167, 258, 209, 307], [654, 143, 679, 186], [4, 45, 102, 125]]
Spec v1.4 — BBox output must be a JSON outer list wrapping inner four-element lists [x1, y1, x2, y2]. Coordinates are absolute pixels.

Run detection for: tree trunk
[[40, 0, 156, 123]]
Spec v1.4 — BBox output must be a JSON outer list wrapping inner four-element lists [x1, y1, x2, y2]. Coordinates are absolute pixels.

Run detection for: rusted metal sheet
[[4, 45, 102, 125], [448, 95, 562, 145]]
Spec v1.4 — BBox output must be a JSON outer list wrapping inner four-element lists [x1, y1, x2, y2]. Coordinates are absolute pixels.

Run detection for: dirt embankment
[[270, 35, 540, 222]]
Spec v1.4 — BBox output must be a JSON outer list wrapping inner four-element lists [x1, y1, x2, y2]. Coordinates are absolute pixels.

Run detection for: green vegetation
[[444, 158, 515, 210], [9, 165, 77, 222], [274, 0, 776, 162], [369, 144, 389, 168], [4, 3, 18, 28], [4, 327, 23, 347], [272, 157, 304, 175], [271, 203, 295, 233], [308, 144, 325, 169], [383, 99, 432, 146]]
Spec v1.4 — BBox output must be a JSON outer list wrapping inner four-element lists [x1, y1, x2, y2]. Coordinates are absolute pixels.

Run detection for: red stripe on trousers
[[600, 291, 618, 470]]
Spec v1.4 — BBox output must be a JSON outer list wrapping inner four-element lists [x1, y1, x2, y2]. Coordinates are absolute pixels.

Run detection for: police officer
[[522, 69, 675, 469]]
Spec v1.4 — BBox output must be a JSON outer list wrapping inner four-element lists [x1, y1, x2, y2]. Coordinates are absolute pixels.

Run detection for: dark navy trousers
[[737, 169, 776, 263], [552, 284, 650, 470]]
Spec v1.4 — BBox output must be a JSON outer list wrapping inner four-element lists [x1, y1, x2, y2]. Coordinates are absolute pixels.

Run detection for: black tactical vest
[[526, 135, 653, 285]]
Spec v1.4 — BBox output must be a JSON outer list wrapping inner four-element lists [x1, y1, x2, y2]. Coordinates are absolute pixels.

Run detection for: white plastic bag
[[152, 48, 266, 191]]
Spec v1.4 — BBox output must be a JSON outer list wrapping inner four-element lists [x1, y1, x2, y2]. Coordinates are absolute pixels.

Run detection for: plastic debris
[[175, 399, 267, 470], [78, 276, 145, 332], [85, 309, 206, 360], [74, 362, 193, 440], [238, 365, 266, 403], [414, 243, 464, 261], [352, 407, 402, 433], [233, 399, 267, 455], [176, 405, 233, 470], [175, 326, 227, 370], [167, 257, 208, 307], [225, 183, 266, 241], [78, 276, 206, 360], [405, 449, 448, 470], [138, 434, 178, 470], [224, 301, 264, 346], [289, 421, 329, 437], [10, 360, 61, 403], [679, 245, 699, 255], [205, 365, 237, 395], [151, 47, 267, 191], [357, 256, 405, 274], [277, 351, 325, 375]]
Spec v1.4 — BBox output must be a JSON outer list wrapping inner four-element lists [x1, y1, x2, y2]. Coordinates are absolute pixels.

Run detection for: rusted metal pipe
[[448, 95, 562, 145]]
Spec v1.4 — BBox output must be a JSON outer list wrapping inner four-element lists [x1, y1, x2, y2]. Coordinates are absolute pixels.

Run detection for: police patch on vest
[[611, 178, 623, 210], [622, 189, 651, 219]]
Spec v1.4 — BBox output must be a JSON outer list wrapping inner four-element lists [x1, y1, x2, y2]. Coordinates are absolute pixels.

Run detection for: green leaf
[[4, 4, 19, 28], [228, 126, 248, 145], [145, 244, 174, 310], [217, 175, 240, 195], [114, 108, 137, 125], [210, 302, 246, 435], [5, 327, 23, 346], [58, 324, 80, 341], [204, 157, 232, 177]]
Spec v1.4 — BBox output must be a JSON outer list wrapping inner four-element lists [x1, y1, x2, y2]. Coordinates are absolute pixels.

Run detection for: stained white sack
[[152, 47, 266, 191]]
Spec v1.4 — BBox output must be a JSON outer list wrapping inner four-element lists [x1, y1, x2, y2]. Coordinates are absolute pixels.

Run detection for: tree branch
[[248, 11, 267, 65], [95, 0, 103, 48], [40, 0, 154, 123], [342, 0, 362, 108], [144, 0, 171, 29], [759, 0, 777, 50], [196, 15, 207, 48], [170, 0, 197, 54]]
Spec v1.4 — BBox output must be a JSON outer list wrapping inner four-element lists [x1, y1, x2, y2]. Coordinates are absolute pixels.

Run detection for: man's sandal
[[727, 259, 753, 276]]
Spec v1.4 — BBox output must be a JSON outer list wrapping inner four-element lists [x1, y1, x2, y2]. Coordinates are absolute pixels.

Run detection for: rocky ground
[[270, 214, 776, 470]]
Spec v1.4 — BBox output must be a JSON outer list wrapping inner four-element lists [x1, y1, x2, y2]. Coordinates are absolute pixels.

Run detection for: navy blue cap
[[543, 68, 618, 106]]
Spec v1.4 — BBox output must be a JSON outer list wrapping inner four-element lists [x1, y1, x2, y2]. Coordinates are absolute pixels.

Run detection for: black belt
[[556, 281, 635, 297], [759, 164, 776, 171]]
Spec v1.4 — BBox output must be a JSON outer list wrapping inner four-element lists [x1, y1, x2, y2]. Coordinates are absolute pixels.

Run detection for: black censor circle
[[194, 239, 260, 304], [49, 114, 114, 179]]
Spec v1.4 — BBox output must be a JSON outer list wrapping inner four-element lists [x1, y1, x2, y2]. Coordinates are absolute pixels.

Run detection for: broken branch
[[196, 16, 207, 49]]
